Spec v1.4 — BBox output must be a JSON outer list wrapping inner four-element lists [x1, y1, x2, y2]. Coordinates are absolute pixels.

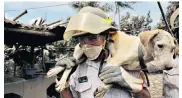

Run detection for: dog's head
[[139, 29, 177, 71]]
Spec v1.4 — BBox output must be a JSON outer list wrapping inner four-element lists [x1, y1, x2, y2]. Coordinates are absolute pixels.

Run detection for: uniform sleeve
[[69, 73, 79, 98]]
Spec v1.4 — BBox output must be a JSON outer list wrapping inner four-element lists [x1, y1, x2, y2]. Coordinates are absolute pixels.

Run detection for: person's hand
[[55, 57, 76, 69], [99, 66, 144, 92], [47, 57, 76, 78], [99, 66, 132, 90]]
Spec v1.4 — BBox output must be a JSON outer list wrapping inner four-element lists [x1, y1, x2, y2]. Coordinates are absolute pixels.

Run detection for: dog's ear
[[139, 30, 159, 52]]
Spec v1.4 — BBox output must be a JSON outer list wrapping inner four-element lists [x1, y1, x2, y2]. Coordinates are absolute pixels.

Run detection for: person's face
[[78, 34, 105, 47]]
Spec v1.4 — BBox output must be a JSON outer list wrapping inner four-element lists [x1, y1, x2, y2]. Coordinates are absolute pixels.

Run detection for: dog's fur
[[107, 29, 176, 70], [47, 29, 177, 97], [94, 29, 177, 98]]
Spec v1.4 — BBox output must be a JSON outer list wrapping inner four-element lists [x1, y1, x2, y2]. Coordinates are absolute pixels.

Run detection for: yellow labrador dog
[[93, 29, 177, 97], [107, 29, 176, 71], [47, 29, 177, 97]]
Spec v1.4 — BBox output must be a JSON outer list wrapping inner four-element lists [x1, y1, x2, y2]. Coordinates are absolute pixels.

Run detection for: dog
[[47, 29, 177, 98]]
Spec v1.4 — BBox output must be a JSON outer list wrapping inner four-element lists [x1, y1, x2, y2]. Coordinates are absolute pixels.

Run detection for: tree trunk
[[115, 2, 121, 30], [118, 7, 121, 30]]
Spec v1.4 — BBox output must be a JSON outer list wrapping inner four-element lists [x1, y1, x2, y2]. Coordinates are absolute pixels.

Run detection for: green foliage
[[119, 11, 152, 35], [115, 1, 135, 10], [156, 2, 179, 29], [70, 1, 113, 12]]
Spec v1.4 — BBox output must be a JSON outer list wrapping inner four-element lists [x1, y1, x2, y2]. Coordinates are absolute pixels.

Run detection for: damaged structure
[[4, 10, 67, 98]]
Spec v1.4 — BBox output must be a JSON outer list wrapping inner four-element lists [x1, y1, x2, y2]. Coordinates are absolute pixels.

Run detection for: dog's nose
[[165, 67, 173, 71]]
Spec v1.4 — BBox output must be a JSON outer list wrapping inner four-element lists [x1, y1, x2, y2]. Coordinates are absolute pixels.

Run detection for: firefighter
[[57, 6, 149, 98]]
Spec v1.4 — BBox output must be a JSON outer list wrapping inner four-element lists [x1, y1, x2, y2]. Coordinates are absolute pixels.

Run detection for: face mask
[[81, 44, 103, 60]]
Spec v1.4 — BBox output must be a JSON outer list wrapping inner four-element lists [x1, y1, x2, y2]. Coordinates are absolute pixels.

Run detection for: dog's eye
[[158, 44, 163, 49], [171, 48, 175, 53]]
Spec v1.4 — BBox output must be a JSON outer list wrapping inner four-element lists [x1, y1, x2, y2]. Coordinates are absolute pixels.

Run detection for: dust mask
[[81, 44, 103, 60]]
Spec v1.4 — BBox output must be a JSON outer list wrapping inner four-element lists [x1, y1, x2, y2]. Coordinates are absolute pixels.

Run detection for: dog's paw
[[94, 86, 108, 98], [47, 66, 64, 78], [55, 78, 67, 92]]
